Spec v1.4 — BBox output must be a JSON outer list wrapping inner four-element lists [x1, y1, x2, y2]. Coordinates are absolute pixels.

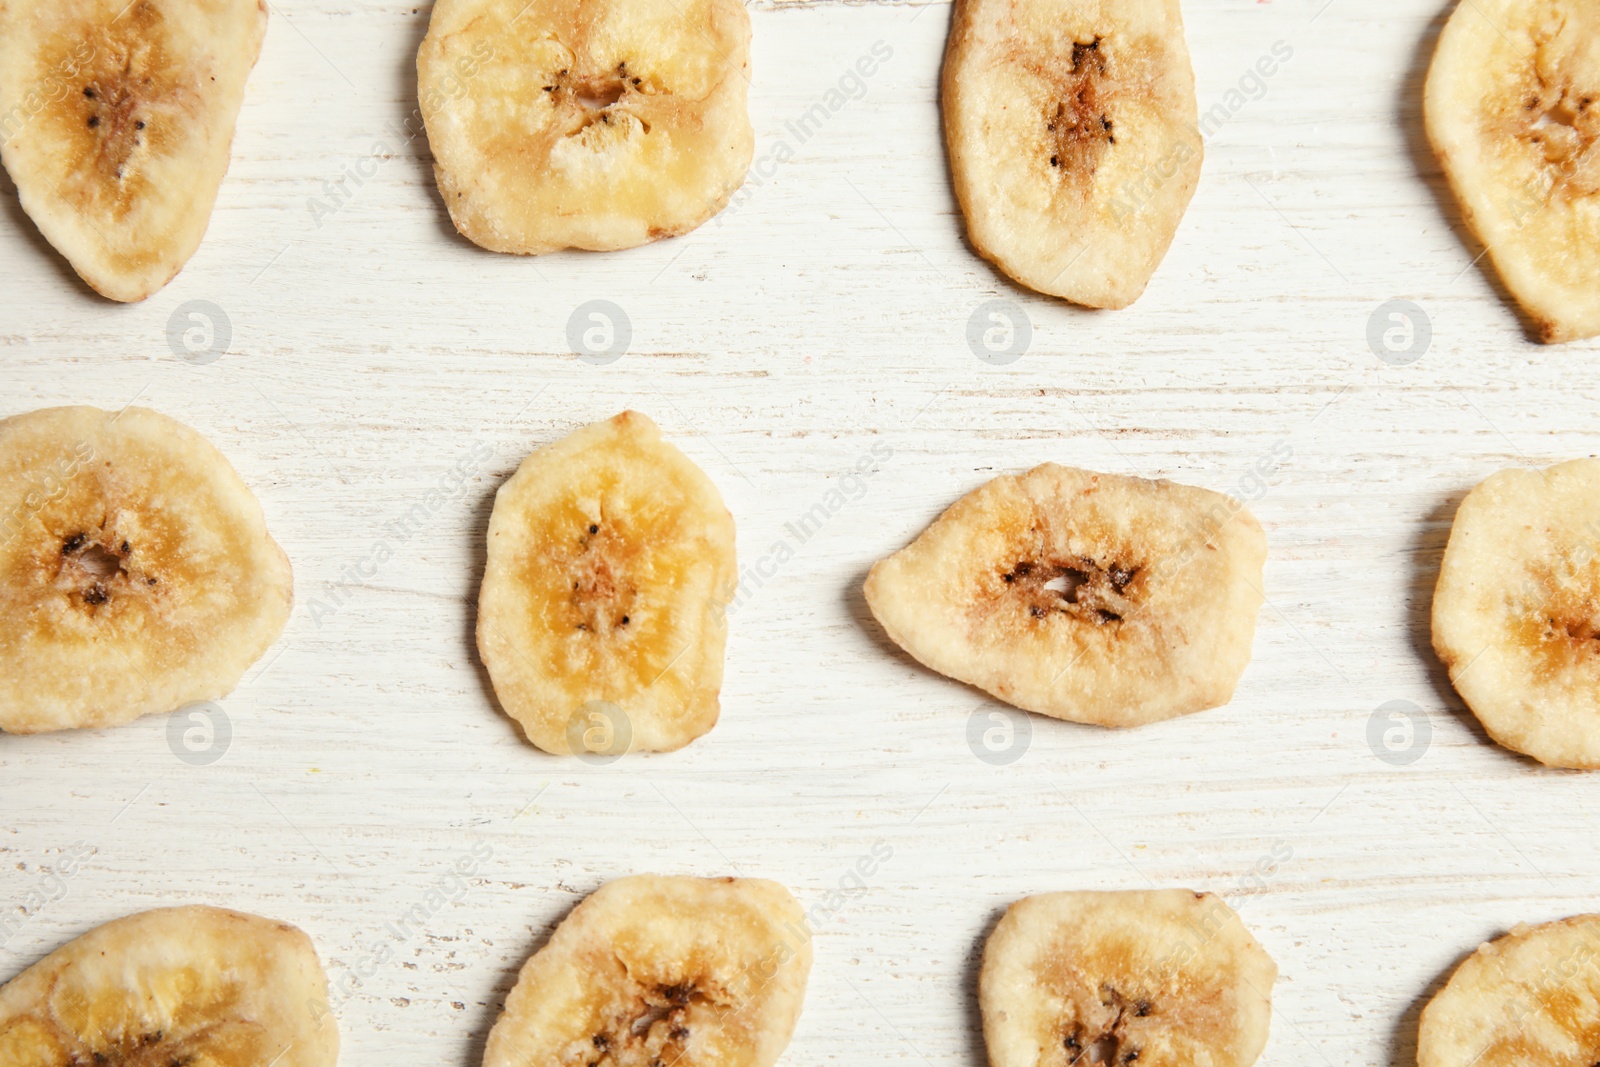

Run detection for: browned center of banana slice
[[8, 488, 209, 657], [1509, 555, 1600, 680], [1054, 982, 1160, 1066], [0, 906, 337, 1067], [1504, 19, 1600, 196], [2, 1008, 270, 1067], [998, 552, 1142, 628], [563, 518, 640, 634], [1041, 37, 1116, 180], [566, 969, 728, 1064], [55, 526, 141, 608], [981, 503, 1154, 643], [44, 1, 173, 222], [539, 59, 659, 138]]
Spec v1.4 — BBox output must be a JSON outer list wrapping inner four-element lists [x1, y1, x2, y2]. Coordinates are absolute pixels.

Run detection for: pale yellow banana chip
[[416, 0, 752, 254], [981, 890, 1276, 1067], [1425, 0, 1600, 343], [942, 0, 1202, 308], [864, 464, 1265, 727], [0, 406, 292, 734], [477, 411, 735, 755], [0, 0, 267, 301], [484, 875, 811, 1067], [1419, 913, 1600, 1067], [0, 905, 338, 1067], [1433, 459, 1600, 768]]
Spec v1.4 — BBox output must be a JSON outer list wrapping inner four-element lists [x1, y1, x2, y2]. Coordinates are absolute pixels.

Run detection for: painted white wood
[[2, 0, 1598, 1064]]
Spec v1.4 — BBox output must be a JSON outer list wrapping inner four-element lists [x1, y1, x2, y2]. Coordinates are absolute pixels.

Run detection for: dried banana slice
[[1425, 0, 1600, 343], [981, 890, 1276, 1067], [0, 406, 292, 734], [483, 875, 811, 1067], [0, 905, 338, 1067], [0, 0, 267, 302], [1419, 913, 1600, 1067], [864, 463, 1265, 727], [477, 411, 736, 755], [942, 0, 1203, 308], [416, 0, 753, 254], [1433, 459, 1600, 768]]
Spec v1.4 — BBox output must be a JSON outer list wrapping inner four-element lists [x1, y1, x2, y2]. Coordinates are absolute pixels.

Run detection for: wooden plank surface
[[4, 0, 1599, 1064]]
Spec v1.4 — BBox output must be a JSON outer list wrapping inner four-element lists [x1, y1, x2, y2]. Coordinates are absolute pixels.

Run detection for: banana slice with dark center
[[981, 890, 1276, 1067], [417, 0, 752, 254], [476, 411, 736, 755], [0, 0, 267, 301], [0, 405, 292, 734], [483, 875, 811, 1067], [942, 0, 1203, 308], [1425, 0, 1600, 342], [864, 463, 1265, 728], [1433, 458, 1600, 768]]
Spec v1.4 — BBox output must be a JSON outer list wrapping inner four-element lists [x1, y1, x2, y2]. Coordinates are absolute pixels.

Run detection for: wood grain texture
[[3, 0, 1599, 1065]]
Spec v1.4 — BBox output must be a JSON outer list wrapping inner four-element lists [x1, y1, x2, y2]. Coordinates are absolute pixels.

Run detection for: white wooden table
[[3, 0, 1597, 1063]]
